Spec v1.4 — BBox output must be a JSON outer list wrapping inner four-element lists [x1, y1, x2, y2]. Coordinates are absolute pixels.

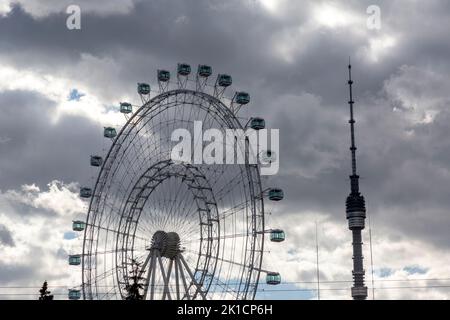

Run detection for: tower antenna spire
[[345, 60, 368, 300], [348, 60, 358, 180]]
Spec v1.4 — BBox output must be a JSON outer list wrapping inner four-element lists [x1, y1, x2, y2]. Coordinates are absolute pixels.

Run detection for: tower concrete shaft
[[346, 62, 368, 300]]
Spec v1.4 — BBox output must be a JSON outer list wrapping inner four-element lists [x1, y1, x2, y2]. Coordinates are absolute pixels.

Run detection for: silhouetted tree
[[39, 281, 54, 300], [125, 259, 144, 300]]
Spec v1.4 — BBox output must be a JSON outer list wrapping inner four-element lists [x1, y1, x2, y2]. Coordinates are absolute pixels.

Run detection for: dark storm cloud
[[0, 0, 448, 90], [0, 0, 450, 252], [0, 90, 101, 190], [0, 0, 442, 106], [0, 224, 14, 247], [0, 1, 278, 78]]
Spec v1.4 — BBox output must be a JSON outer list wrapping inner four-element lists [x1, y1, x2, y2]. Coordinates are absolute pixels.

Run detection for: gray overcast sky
[[0, 0, 450, 299]]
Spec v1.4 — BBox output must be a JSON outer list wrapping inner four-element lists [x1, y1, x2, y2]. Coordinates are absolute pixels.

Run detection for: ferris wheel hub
[[149, 230, 181, 259]]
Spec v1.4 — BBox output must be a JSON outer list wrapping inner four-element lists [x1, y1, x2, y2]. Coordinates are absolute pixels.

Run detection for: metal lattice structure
[[73, 64, 285, 300]]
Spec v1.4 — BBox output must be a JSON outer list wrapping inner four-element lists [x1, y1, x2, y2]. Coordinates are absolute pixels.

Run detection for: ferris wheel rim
[[81, 87, 265, 300], [115, 160, 221, 299]]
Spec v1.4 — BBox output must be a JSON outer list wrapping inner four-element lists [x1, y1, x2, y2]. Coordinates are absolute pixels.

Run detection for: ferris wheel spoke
[[90, 248, 125, 256], [91, 265, 120, 288], [178, 225, 201, 245], [176, 193, 199, 224], [166, 180, 190, 224], [182, 232, 249, 245], [219, 201, 251, 220], [160, 196, 181, 229], [210, 277, 240, 299], [100, 285, 119, 300], [195, 251, 249, 276], [214, 174, 245, 200], [168, 200, 194, 232]]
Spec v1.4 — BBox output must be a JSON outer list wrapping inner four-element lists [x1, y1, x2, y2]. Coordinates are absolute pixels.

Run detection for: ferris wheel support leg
[[139, 251, 153, 278], [179, 254, 206, 300], [162, 258, 174, 300], [177, 256, 190, 300], [143, 250, 156, 299], [150, 251, 157, 300], [174, 258, 181, 300], [157, 252, 172, 300]]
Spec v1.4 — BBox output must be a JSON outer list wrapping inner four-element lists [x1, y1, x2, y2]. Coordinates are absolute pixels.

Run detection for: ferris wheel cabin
[[268, 188, 284, 201], [177, 63, 191, 76], [217, 74, 232, 87], [250, 117, 265, 130], [68, 255, 81, 266], [197, 65, 212, 77], [137, 83, 151, 95], [120, 102, 132, 114], [80, 187, 92, 198], [235, 92, 250, 105], [72, 220, 85, 232], [158, 70, 171, 82], [90, 155, 103, 167], [68, 289, 81, 300], [270, 229, 286, 242], [104, 127, 117, 139], [266, 272, 281, 285]]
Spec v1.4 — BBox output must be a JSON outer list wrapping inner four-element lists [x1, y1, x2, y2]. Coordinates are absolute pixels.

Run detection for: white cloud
[[257, 0, 286, 14], [0, 1, 11, 16], [384, 65, 450, 123], [262, 211, 450, 299], [313, 2, 360, 29], [358, 34, 397, 63], [0, 136, 11, 144], [259, 1, 398, 65], [0, 180, 449, 299], [0, 58, 125, 127], [174, 15, 189, 25], [2, 180, 85, 218], [0, 181, 85, 298]]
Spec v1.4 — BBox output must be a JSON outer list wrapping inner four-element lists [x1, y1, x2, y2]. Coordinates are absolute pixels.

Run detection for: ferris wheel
[[69, 63, 285, 300]]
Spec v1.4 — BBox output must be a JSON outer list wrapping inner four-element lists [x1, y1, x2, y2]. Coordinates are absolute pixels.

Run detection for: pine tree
[[38, 281, 54, 300], [125, 259, 144, 300]]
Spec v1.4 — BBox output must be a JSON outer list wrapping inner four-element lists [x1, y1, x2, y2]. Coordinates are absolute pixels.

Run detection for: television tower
[[345, 61, 368, 300]]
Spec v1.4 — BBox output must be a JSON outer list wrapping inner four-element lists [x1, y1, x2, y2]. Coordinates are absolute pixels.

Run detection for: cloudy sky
[[1, 0, 450, 300]]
